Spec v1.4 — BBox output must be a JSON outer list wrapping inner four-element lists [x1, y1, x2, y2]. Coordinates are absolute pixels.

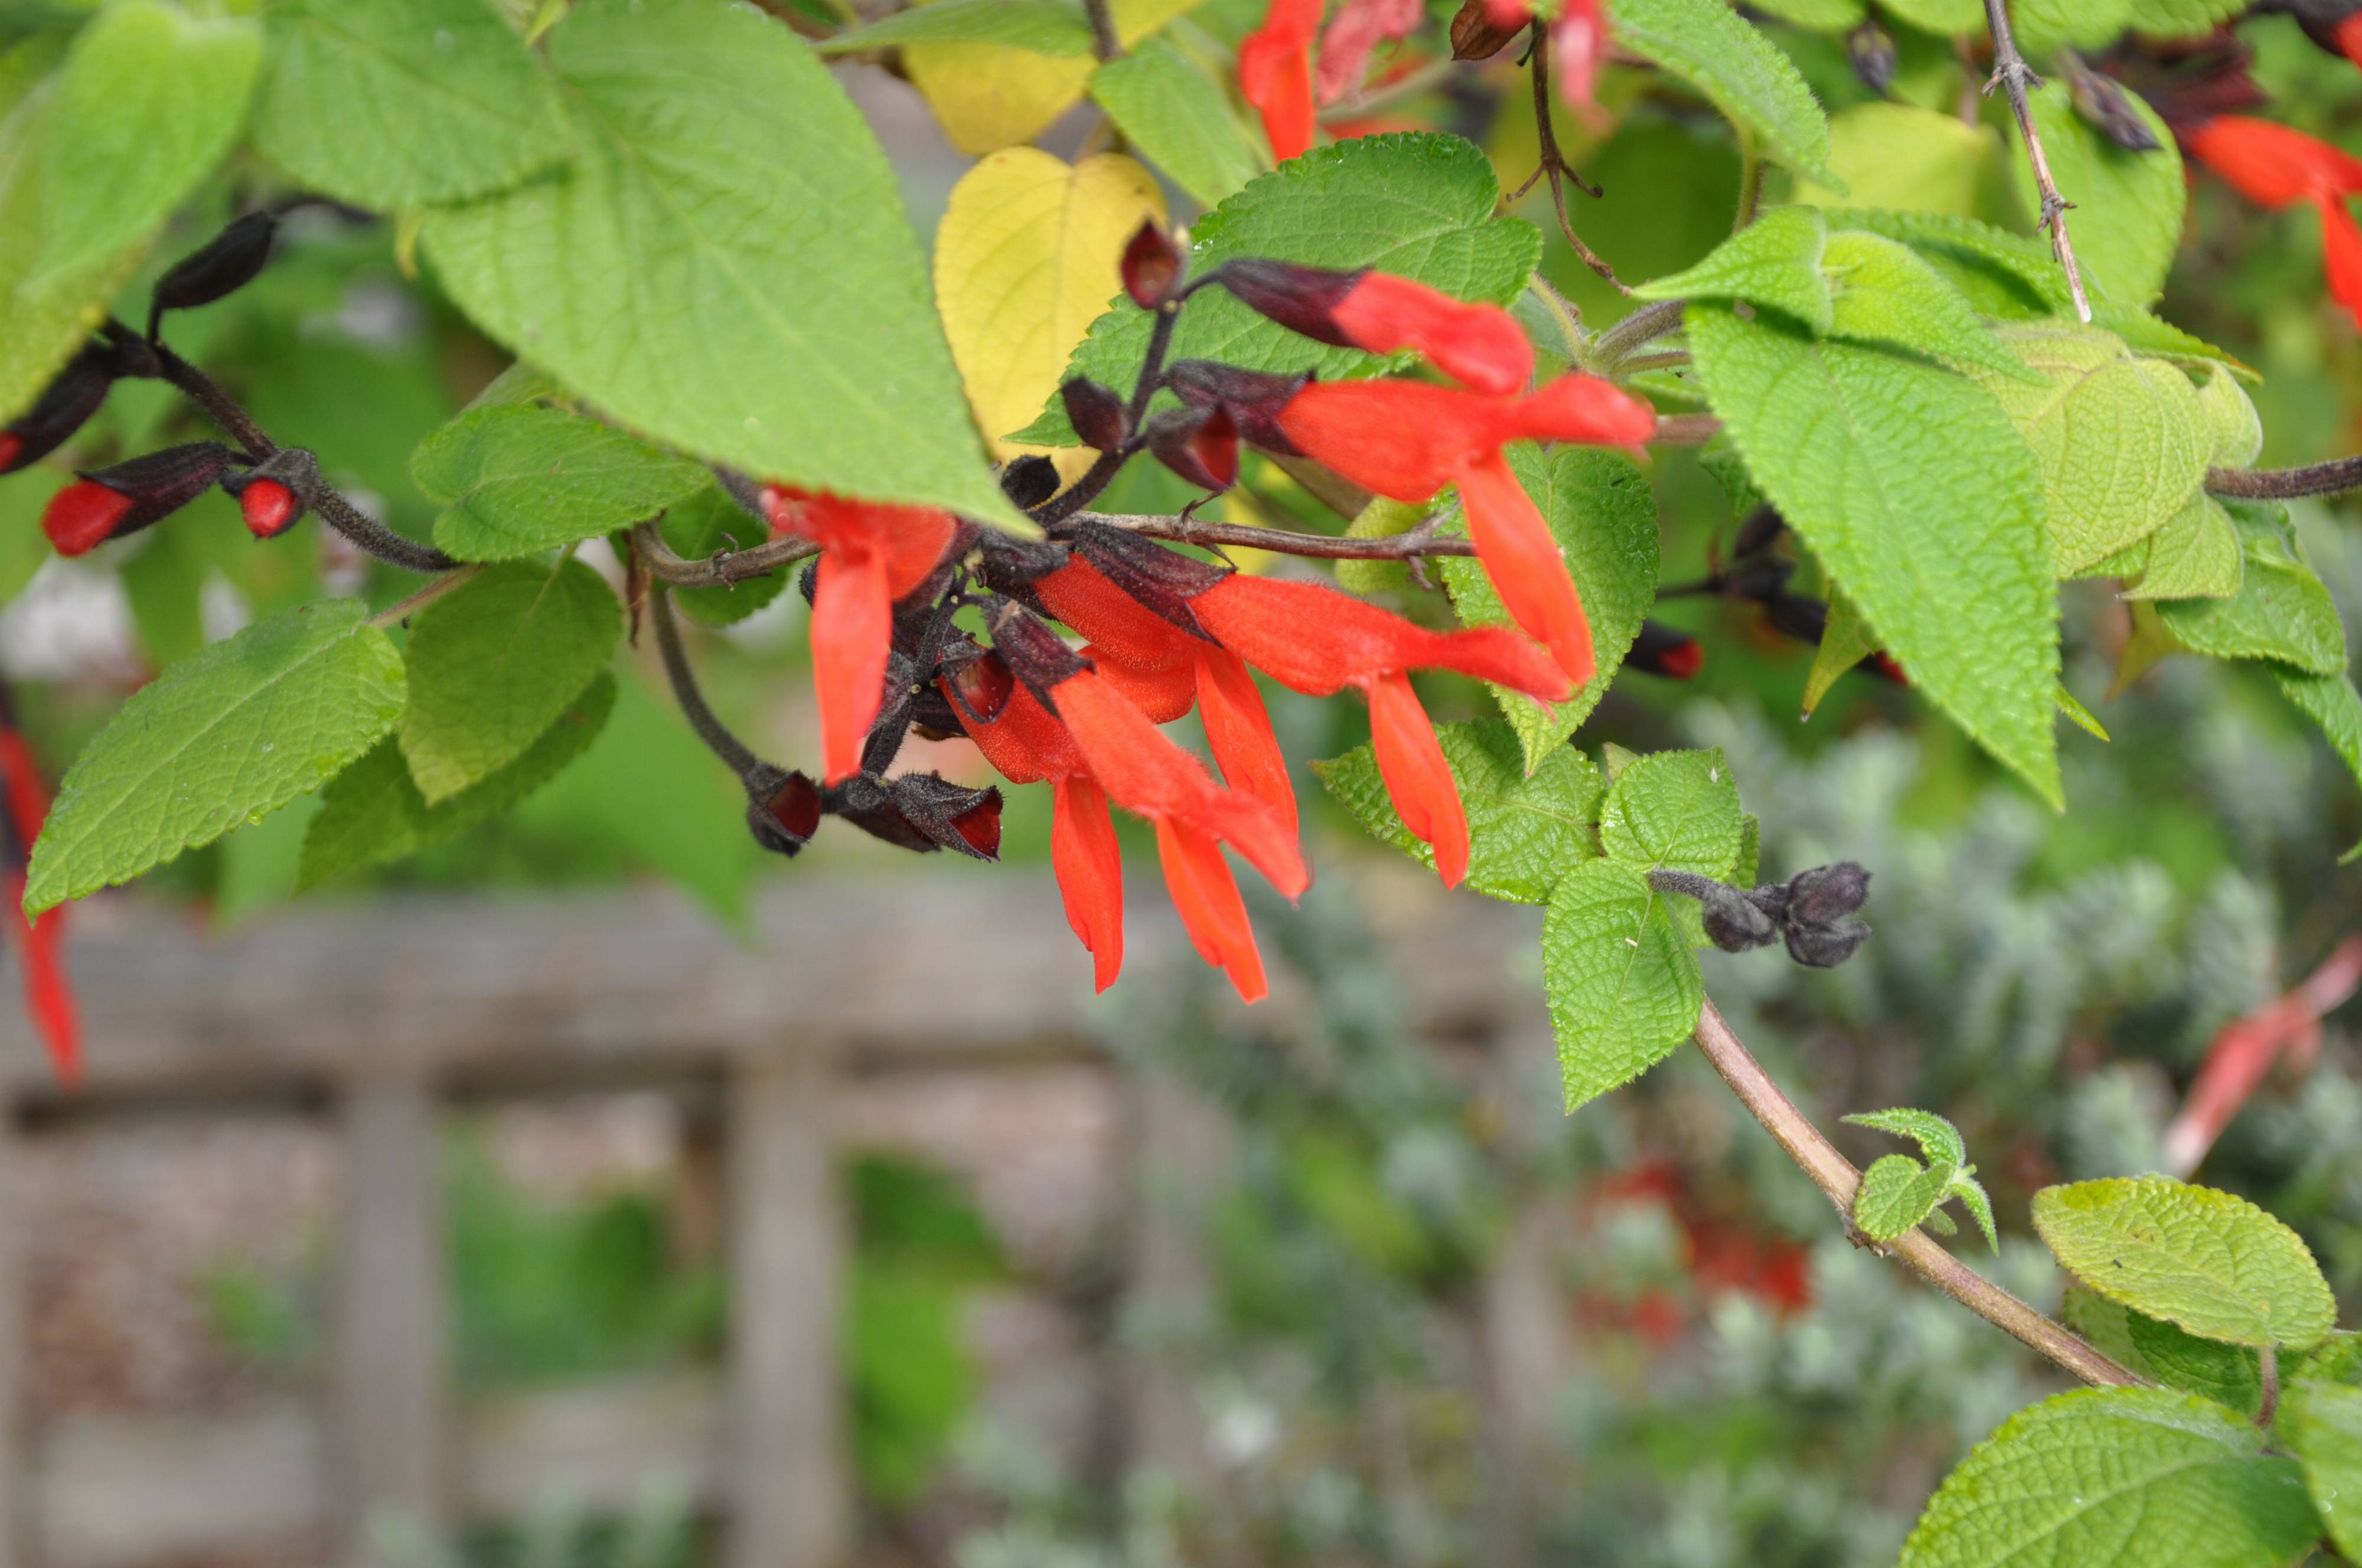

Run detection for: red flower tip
[[1481, 0, 1530, 28], [1366, 670, 1467, 887], [239, 476, 300, 540], [1512, 372, 1658, 447], [0, 433, 19, 474], [1146, 404, 1238, 492], [811, 544, 893, 785], [1629, 620, 1703, 680], [1330, 272, 1534, 394], [1122, 221, 1183, 309], [1870, 651, 1909, 687], [2185, 116, 2362, 208], [1457, 452, 1595, 685], [950, 793, 1003, 858], [1192, 645, 1298, 838], [1239, 0, 1321, 162], [1551, 0, 1606, 119], [2340, 11, 2362, 68], [1052, 775, 1125, 991], [1154, 818, 1270, 1003], [1188, 573, 1568, 702], [41, 479, 133, 556]]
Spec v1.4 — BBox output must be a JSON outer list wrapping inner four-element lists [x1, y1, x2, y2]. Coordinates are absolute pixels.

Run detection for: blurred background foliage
[[7, 2, 2362, 1564]]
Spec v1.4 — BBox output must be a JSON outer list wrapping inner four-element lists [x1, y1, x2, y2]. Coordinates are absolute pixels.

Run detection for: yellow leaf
[[935, 148, 1167, 479], [908, 0, 1212, 155]]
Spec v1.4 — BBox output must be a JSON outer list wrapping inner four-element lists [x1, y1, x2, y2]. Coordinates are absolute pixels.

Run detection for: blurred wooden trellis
[[0, 874, 1554, 1568]]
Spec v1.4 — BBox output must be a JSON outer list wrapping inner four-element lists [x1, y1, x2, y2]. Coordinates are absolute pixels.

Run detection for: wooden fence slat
[[333, 1075, 447, 1564], [726, 1048, 847, 1568]]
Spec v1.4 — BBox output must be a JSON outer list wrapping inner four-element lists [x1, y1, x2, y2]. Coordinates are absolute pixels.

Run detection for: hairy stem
[[1075, 509, 1474, 558], [1517, 30, 1624, 289], [1081, 0, 1120, 61], [631, 517, 816, 587], [1982, 0, 2093, 324], [2205, 456, 2362, 499], [1691, 997, 2139, 1388], [366, 564, 483, 628], [647, 586, 761, 778], [1590, 299, 1687, 371]]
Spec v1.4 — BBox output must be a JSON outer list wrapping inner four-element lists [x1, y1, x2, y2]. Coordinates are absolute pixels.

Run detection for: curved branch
[[2206, 456, 2362, 500], [1982, 0, 2093, 324], [1074, 509, 1477, 559], [632, 518, 817, 587], [647, 585, 761, 778], [1691, 997, 2139, 1389]]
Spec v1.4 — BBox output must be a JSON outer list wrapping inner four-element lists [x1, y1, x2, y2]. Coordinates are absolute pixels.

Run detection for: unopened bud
[[43, 442, 236, 556], [2064, 58, 2160, 152], [1846, 19, 1897, 96], [2, 342, 120, 474], [1061, 377, 1128, 452], [1121, 220, 1183, 309], [745, 766, 821, 857], [221, 446, 319, 540], [1144, 404, 1238, 493], [999, 455, 1061, 509], [1164, 359, 1308, 453], [1627, 620, 1704, 680], [1450, 0, 1522, 60], [151, 211, 278, 325]]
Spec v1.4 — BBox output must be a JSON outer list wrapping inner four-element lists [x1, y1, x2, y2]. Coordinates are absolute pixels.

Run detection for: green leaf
[[2272, 665, 2362, 863], [1543, 859, 1705, 1113], [817, 0, 1097, 54], [1632, 205, 1832, 332], [1013, 132, 1539, 445], [2282, 1358, 2362, 1560], [1950, 1171, 1999, 1252], [1845, 1106, 1968, 1167], [1821, 229, 2032, 380], [2193, 362, 2263, 469], [398, 558, 620, 803], [300, 672, 615, 890], [25, 600, 406, 913], [2061, 1282, 2155, 1377], [1796, 103, 1995, 218], [1685, 303, 2062, 804], [2126, 1309, 2265, 1417], [31, 0, 262, 291], [419, 0, 1025, 529], [1312, 720, 1605, 903], [2054, 680, 2110, 741], [1333, 495, 1423, 594], [2031, 1175, 2338, 1350], [2011, 83, 2184, 309], [1596, 747, 1743, 877], [2116, 494, 2244, 602], [2158, 501, 2347, 677], [1801, 587, 1878, 717], [2015, 0, 2244, 54], [252, 0, 574, 210], [1745, 0, 1864, 25], [1438, 447, 1659, 771], [1089, 40, 1262, 208], [2094, 307, 2259, 384], [411, 404, 713, 562], [1822, 208, 2071, 318], [1875, 0, 1983, 32], [1967, 322, 2210, 576], [1603, 0, 1839, 186], [1854, 1154, 1954, 1243], [1897, 1387, 2320, 1568], [661, 487, 789, 627]]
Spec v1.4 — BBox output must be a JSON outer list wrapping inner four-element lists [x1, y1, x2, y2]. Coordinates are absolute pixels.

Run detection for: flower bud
[[1121, 220, 1183, 309], [2064, 60, 2161, 152], [745, 766, 821, 857], [1061, 377, 1129, 453], [1145, 404, 1238, 493], [221, 446, 319, 540], [827, 772, 1003, 859], [1846, 19, 1896, 97], [150, 211, 278, 323], [42, 442, 236, 556], [986, 599, 1091, 707], [1209, 259, 1363, 347], [1785, 861, 1870, 926], [999, 455, 1061, 509], [2, 342, 120, 474], [1449, 0, 1522, 59], [1786, 918, 1871, 969], [1627, 620, 1703, 680], [1164, 359, 1308, 453]]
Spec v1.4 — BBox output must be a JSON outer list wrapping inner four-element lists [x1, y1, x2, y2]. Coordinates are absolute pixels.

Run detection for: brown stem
[[1591, 298, 1686, 370], [648, 586, 761, 778], [1691, 997, 2139, 1388], [1982, 0, 2093, 324], [1516, 28, 1625, 290], [1074, 509, 1476, 559], [1081, 0, 1120, 61], [366, 564, 483, 628], [2206, 456, 2362, 499], [631, 518, 817, 587], [1650, 413, 1722, 445]]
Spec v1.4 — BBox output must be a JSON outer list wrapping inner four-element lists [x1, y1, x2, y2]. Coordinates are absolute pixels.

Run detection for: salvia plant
[[9, 0, 2362, 1560]]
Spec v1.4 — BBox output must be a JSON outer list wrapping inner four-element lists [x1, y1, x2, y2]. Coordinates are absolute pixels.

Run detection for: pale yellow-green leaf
[[2194, 361, 2262, 469], [908, 0, 1207, 155], [1795, 102, 1993, 218], [2119, 494, 2245, 602]]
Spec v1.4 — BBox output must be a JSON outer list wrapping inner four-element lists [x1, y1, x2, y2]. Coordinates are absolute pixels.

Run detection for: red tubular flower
[[41, 481, 134, 556], [4, 342, 119, 475], [763, 487, 960, 784], [2184, 116, 2362, 329], [41, 442, 237, 557], [1251, 374, 1654, 682], [0, 727, 76, 1084], [1154, 817, 1268, 1001], [1240, 0, 1322, 163], [237, 477, 300, 540], [1552, 0, 1606, 119], [1216, 261, 1534, 394], [1314, 0, 1423, 104], [1481, 0, 1530, 28]]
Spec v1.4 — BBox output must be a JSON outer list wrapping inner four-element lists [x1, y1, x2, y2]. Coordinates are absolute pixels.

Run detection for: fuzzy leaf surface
[[2282, 1354, 2362, 1559], [1632, 205, 1831, 331], [2032, 1176, 2337, 1350], [1544, 858, 1704, 1112], [817, 0, 1097, 54], [2126, 1309, 2265, 1417], [1854, 1154, 1954, 1244], [1686, 303, 2061, 803], [25, 601, 404, 912], [1596, 747, 1742, 876], [1089, 41, 1264, 209], [1821, 209, 2071, 318], [1603, 0, 1838, 185], [1821, 229, 2029, 379], [411, 404, 713, 561], [2158, 501, 2347, 677]]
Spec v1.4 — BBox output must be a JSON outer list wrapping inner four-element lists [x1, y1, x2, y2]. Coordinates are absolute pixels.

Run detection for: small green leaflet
[[2032, 1176, 2338, 1350], [26, 600, 406, 913], [2113, 494, 2244, 602], [1090, 40, 1263, 209], [2096, 307, 2259, 384], [252, 0, 573, 209], [1844, 1107, 1996, 1249], [2157, 500, 2348, 677], [301, 673, 615, 891], [662, 487, 789, 627], [31, 0, 261, 292], [1440, 447, 1659, 773], [1314, 720, 1604, 903], [1633, 205, 1832, 332], [1596, 747, 1742, 877], [1800, 589, 1877, 717], [1603, 0, 1839, 187], [1819, 208, 2071, 319], [2281, 1342, 2362, 1560], [411, 404, 713, 562], [2272, 666, 2362, 864], [1012, 132, 1540, 445], [2014, 0, 2247, 55], [1544, 859, 1705, 1113], [817, 0, 1098, 55], [420, 0, 1026, 529], [1897, 1387, 2321, 1568], [2013, 83, 2184, 309], [1821, 230, 2031, 380], [1968, 322, 2210, 576], [1685, 303, 2063, 805], [397, 559, 621, 805], [2193, 362, 2263, 469]]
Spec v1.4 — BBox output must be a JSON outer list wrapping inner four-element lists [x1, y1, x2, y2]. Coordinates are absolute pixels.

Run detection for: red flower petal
[[1508, 372, 1658, 447], [1551, 0, 1605, 116], [1457, 451, 1595, 685], [239, 476, 300, 540], [0, 434, 19, 473], [2186, 116, 2362, 208], [762, 487, 958, 597], [1314, 0, 1423, 104], [1240, 0, 1323, 162], [1330, 273, 1534, 394], [40, 479, 133, 557], [1365, 670, 1468, 887], [1193, 645, 1299, 838], [2319, 192, 2362, 330], [5, 872, 76, 1084], [811, 541, 893, 784], [1088, 645, 1200, 724], [1153, 818, 1269, 1003], [945, 659, 1079, 785], [1036, 559, 1202, 671], [1052, 775, 1125, 992], [1275, 378, 1508, 499], [2341, 11, 2362, 70], [1189, 573, 1568, 701]]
